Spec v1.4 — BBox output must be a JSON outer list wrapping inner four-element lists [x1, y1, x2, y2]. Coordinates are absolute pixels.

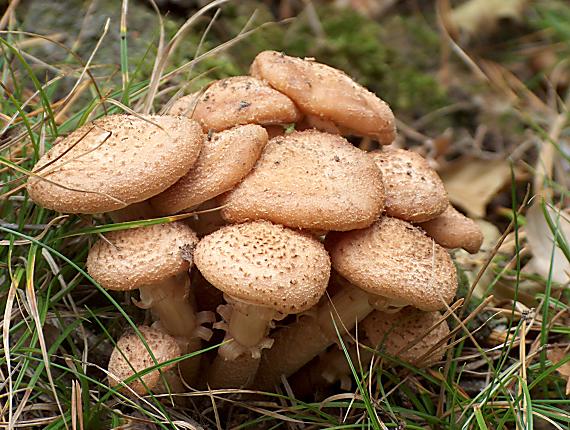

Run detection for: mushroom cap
[[86, 222, 198, 291], [150, 124, 268, 215], [26, 115, 204, 214], [418, 205, 484, 254], [362, 309, 450, 366], [194, 221, 330, 314], [250, 51, 395, 144], [370, 148, 448, 222], [184, 76, 302, 132], [108, 326, 180, 395], [221, 130, 385, 231], [325, 217, 457, 311], [168, 92, 200, 116]]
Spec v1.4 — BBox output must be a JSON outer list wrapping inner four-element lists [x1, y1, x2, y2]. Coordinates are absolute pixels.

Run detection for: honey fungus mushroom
[[250, 51, 396, 144], [194, 221, 330, 388], [26, 115, 204, 214], [108, 326, 180, 396], [326, 217, 458, 312], [87, 222, 213, 381], [171, 76, 302, 132], [369, 148, 448, 223], [418, 205, 484, 254], [221, 130, 385, 231], [291, 309, 450, 395], [150, 124, 268, 216]]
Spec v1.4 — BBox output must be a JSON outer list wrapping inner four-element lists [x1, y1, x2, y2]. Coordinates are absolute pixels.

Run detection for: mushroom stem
[[139, 274, 199, 339], [206, 350, 261, 389], [138, 273, 214, 383], [227, 300, 277, 348], [253, 285, 373, 390]]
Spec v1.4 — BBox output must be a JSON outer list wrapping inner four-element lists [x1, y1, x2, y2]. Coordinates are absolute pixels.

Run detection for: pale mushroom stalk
[[253, 285, 373, 390]]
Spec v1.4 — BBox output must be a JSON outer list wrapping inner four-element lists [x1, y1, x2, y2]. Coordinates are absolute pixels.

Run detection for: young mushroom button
[[369, 148, 448, 223], [86, 222, 213, 382], [194, 221, 331, 387], [108, 326, 181, 396], [325, 217, 458, 312], [250, 50, 396, 144], [221, 130, 385, 231], [26, 114, 204, 214], [150, 124, 268, 216]]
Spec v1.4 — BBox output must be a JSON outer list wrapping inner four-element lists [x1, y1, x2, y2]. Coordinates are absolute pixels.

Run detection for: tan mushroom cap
[[86, 222, 198, 291], [150, 125, 268, 215], [418, 205, 484, 254], [26, 115, 204, 214], [108, 326, 180, 395], [221, 130, 385, 231], [250, 51, 396, 144], [168, 92, 200, 116], [362, 309, 450, 365], [182, 76, 302, 132], [325, 217, 457, 311], [370, 148, 448, 223], [194, 221, 330, 314]]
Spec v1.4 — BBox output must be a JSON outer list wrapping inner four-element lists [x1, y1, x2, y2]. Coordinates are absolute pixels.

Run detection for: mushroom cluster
[[26, 51, 483, 395]]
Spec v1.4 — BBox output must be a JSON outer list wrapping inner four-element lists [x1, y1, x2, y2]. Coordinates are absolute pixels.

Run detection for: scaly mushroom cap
[[362, 309, 450, 365], [151, 125, 268, 215], [250, 51, 395, 144], [108, 326, 180, 395], [221, 130, 385, 231], [325, 217, 457, 311], [168, 92, 200, 116], [194, 221, 330, 314], [370, 148, 448, 222], [182, 76, 302, 132], [26, 115, 204, 214], [418, 205, 484, 254], [86, 222, 198, 291]]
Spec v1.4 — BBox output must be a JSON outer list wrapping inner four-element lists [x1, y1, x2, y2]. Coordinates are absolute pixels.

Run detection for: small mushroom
[[174, 76, 302, 132], [221, 130, 385, 231], [26, 115, 204, 214], [250, 51, 395, 144], [150, 124, 268, 215], [291, 309, 450, 395], [108, 325, 180, 395], [194, 221, 330, 387], [417, 205, 484, 253], [87, 222, 213, 382], [362, 309, 450, 366], [370, 148, 448, 222], [326, 217, 458, 312]]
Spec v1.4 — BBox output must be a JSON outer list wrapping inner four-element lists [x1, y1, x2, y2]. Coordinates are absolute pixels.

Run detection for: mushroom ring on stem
[[194, 221, 330, 388], [87, 222, 214, 382]]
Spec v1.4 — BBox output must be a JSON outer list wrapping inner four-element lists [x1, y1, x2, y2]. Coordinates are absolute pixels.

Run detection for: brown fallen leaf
[[450, 0, 528, 40], [439, 157, 513, 218], [547, 345, 570, 395], [524, 203, 570, 284]]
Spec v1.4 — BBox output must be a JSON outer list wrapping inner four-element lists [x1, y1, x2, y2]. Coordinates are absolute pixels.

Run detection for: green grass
[[1, 1, 569, 429]]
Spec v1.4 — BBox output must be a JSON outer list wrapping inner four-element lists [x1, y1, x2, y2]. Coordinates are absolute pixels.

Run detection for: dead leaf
[[547, 345, 570, 395], [524, 203, 570, 284], [439, 157, 513, 218], [450, 0, 528, 39]]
